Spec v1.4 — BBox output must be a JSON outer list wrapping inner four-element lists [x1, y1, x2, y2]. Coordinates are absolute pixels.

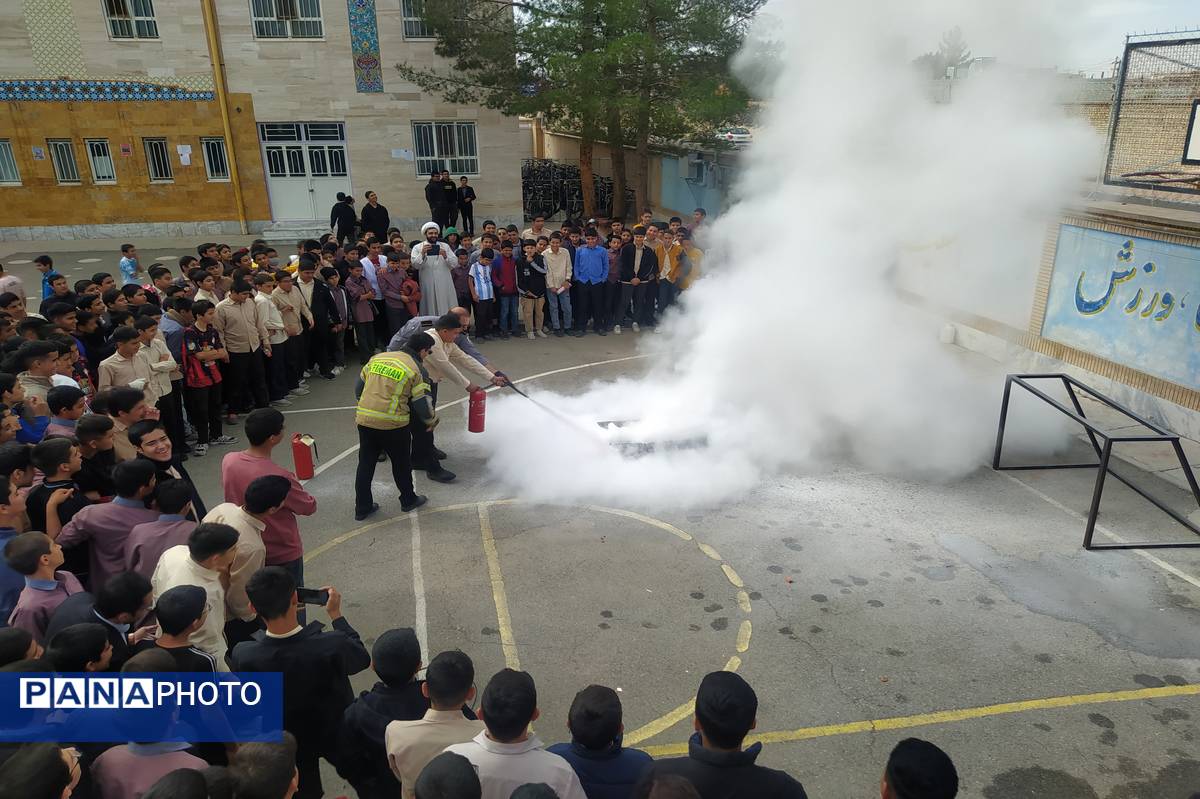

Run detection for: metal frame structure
[[992, 374, 1200, 550], [1102, 32, 1200, 197]]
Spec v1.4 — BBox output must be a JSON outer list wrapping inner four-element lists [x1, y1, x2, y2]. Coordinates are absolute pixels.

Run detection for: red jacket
[[492, 255, 518, 295]]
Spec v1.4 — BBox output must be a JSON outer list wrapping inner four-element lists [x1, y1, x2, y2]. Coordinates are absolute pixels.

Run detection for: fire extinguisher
[[292, 433, 318, 480], [468, 389, 486, 433]]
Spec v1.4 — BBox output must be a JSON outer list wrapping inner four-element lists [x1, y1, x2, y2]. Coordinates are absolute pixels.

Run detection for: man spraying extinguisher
[[413, 312, 509, 484], [352, 331, 439, 521]]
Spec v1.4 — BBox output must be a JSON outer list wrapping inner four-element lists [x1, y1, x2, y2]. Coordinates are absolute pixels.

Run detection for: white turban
[[421, 222, 440, 235]]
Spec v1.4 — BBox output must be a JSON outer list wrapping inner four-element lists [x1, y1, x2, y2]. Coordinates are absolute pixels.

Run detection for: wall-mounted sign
[[31, 147, 45, 160], [119, 144, 132, 157]]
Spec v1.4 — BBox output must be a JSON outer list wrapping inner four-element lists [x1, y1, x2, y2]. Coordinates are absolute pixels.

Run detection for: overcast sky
[[1047, 1, 1197, 73]]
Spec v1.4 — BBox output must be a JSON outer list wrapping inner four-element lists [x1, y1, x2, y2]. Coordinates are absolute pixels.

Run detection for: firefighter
[[352, 331, 438, 521]]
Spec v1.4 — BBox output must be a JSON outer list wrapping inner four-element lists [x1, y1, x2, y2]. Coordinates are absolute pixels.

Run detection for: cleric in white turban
[[412, 221, 459, 316]]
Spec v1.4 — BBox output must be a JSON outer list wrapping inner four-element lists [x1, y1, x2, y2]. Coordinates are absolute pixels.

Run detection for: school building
[[0, 0, 529, 241]]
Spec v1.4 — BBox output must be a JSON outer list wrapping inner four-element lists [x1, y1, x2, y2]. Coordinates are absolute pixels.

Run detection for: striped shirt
[[469, 262, 495, 301]]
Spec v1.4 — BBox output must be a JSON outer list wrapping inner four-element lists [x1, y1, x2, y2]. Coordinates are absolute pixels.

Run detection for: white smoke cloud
[[478, 0, 1100, 507]]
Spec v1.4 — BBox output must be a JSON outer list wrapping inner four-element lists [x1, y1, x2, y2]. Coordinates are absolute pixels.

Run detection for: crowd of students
[[0, 220, 962, 799]]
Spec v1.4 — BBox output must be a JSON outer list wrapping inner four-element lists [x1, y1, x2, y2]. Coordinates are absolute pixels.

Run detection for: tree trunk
[[607, 105, 628, 220], [633, 92, 651, 215], [579, 115, 597, 220]]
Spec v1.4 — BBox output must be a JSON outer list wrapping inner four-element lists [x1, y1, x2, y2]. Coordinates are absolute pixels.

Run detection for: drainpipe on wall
[[201, 0, 249, 235]]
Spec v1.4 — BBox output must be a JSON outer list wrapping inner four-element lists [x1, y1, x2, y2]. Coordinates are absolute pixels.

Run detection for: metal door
[[259, 123, 351, 221]]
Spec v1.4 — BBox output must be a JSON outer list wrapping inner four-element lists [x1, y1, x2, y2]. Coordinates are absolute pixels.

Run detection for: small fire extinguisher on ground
[[292, 433, 318, 479], [468, 389, 486, 433]]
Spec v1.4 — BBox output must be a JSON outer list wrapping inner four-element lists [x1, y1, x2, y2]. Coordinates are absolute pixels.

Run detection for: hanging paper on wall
[[177, 143, 192, 166], [391, 148, 414, 161]]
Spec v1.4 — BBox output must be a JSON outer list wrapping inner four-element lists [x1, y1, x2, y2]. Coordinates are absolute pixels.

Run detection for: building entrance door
[[259, 122, 351, 221]]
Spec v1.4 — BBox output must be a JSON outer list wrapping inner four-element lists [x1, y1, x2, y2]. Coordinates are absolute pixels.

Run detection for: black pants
[[283, 335, 303, 389], [310, 325, 334, 377], [576, 282, 606, 332], [226, 350, 269, 412], [267, 345, 288, 401], [411, 382, 438, 467], [458, 204, 474, 235], [185, 384, 223, 444], [355, 424, 416, 513], [447, 204, 459, 230], [432, 206, 451, 229], [157, 386, 186, 452], [473, 299, 494, 338]]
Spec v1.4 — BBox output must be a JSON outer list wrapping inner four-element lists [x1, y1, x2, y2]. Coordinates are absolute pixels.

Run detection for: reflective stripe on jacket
[[355, 352, 429, 430]]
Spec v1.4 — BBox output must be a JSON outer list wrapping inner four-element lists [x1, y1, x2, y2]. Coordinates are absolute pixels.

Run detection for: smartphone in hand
[[296, 587, 330, 605]]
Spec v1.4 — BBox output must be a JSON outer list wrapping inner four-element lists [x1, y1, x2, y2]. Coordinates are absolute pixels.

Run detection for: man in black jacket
[[360, 191, 391, 243], [636, 671, 808, 799], [43, 571, 153, 672], [330, 193, 358, 247], [231, 566, 371, 799], [440, 170, 459, 230], [297, 258, 341, 380], [425, 171, 447, 228], [616, 225, 658, 334]]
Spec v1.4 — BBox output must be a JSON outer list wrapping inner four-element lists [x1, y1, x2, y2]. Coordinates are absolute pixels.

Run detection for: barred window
[[104, 0, 159, 39], [0, 141, 20, 185], [412, 121, 478, 176], [401, 0, 432, 39], [48, 139, 80, 184], [251, 0, 324, 39], [143, 137, 173, 182], [202, 137, 230, 181], [85, 139, 117, 184]]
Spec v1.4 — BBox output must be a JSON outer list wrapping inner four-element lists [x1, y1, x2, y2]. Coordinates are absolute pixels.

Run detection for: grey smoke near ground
[[479, 0, 1099, 507]]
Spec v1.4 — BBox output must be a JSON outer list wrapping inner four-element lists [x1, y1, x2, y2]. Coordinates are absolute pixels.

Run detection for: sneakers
[[613, 325, 622, 335], [432, 447, 448, 460], [211, 435, 238, 446], [192, 443, 208, 457], [290, 387, 311, 396], [298, 379, 309, 387], [331, 365, 344, 376], [536, 330, 547, 338], [632, 322, 640, 333], [598, 329, 608, 336], [271, 398, 293, 407], [554, 329, 565, 337], [401, 495, 428, 513], [302, 369, 314, 379], [499, 331, 511, 340], [527, 332, 535, 340], [354, 502, 380, 522], [570, 330, 585, 337], [321, 373, 336, 380]]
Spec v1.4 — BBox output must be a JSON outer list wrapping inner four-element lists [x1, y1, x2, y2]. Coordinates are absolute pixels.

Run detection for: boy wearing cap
[[133, 583, 217, 672], [635, 671, 808, 798], [340, 628, 436, 798]]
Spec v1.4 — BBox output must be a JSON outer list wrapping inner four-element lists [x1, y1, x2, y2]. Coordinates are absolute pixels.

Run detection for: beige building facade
[[0, 0, 528, 240]]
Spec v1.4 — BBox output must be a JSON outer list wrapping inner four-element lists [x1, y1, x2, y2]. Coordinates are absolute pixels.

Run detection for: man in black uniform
[[457, 176, 477, 235], [441, 169, 459, 230]]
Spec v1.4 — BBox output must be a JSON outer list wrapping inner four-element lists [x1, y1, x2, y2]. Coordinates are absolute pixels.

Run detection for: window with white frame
[[251, 0, 324, 39], [103, 0, 159, 39], [401, 0, 432, 38], [47, 140, 80, 184], [143, 137, 173, 182], [85, 139, 117, 184], [0, 141, 19, 185], [412, 121, 478, 176], [201, 137, 230, 181]]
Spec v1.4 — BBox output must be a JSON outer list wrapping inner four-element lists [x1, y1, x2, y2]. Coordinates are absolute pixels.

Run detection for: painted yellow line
[[736, 621, 752, 653], [697, 543, 722, 561], [584, 505, 693, 541], [736, 590, 752, 614], [625, 656, 745, 745], [721, 564, 743, 588], [477, 503, 522, 670], [641, 683, 1200, 757]]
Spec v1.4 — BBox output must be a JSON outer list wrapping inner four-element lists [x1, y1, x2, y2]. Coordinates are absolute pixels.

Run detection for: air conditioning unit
[[681, 152, 705, 182]]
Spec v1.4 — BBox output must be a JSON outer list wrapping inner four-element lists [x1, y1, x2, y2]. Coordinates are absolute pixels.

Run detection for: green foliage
[[394, 0, 764, 143], [912, 26, 973, 80]]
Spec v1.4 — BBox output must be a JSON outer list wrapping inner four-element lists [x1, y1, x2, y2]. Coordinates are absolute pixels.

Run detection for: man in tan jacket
[[414, 313, 506, 483]]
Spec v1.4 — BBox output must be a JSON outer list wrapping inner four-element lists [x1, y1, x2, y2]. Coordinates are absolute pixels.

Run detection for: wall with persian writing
[[1041, 224, 1200, 390]]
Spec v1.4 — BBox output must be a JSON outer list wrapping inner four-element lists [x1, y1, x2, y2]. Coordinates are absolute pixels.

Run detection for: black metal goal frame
[[992, 373, 1200, 550]]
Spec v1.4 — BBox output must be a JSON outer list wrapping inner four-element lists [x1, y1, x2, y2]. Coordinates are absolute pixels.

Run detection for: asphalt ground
[[5, 242, 1200, 797]]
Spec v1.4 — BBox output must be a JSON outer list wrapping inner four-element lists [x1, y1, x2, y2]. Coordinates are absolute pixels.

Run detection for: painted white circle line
[[77, 258, 102, 263], [7, 259, 31, 265], [155, 255, 176, 260]]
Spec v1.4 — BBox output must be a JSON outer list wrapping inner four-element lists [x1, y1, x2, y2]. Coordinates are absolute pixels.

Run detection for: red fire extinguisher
[[292, 433, 318, 480], [468, 389, 487, 433]]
